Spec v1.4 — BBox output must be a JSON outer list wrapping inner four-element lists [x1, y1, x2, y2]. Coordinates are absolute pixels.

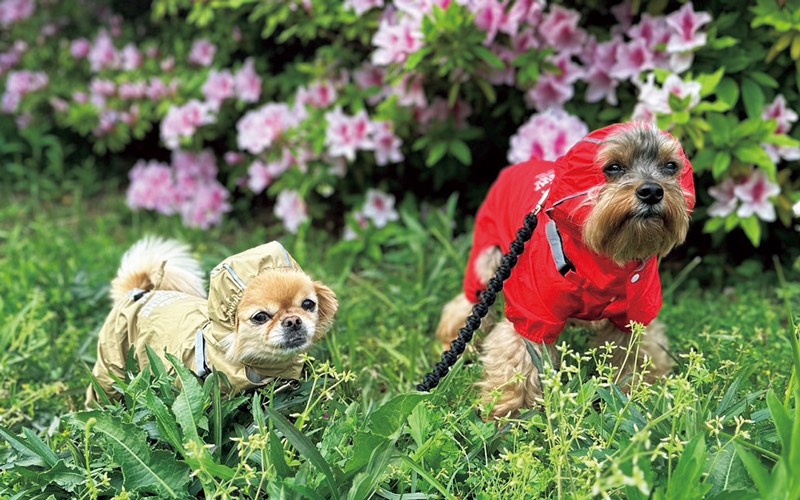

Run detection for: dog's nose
[[281, 316, 303, 330], [636, 182, 664, 205]]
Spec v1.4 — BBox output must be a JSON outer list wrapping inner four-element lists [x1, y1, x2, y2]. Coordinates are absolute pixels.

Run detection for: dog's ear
[[314, 282, 338, 336]]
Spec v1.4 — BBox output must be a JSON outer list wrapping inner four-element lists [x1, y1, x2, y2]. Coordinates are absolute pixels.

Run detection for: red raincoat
[[463, 124, 695, 344]]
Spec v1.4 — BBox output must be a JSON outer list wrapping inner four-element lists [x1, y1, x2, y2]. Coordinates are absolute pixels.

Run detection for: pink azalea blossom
[[0, 0, 35, 27], [526, 53, 584, 110], [665, 2, 711, 53], [734, 170, 781, 222], [362, 189, 399, 228], [417, 97, 472, 128], [391, 73, 427, 108], [118, 82, 146, 100], [71, 38, 91, 59], [1, 70, 48, 112], [370, 121, 404, 166], [472, 0, 505, 45], [50, 97, 69, 113], [538, 5, 587, 54], [296, 80, 338, 109], [224, 151, 245, 165], [324, 108, 374, 161], [610, 38, 655, 81], [343, 211, 370, 241], [15, 111, 31, 128], [707, 178, 738, 218], [354, 64, 387, 104], [627, 14, 672, 67], [160, 100, 215, 150], [94, 110, 120, 136], [233, 58, 262, 103], [188, 39, 216, 67], [88, 30, 118, 72], [202, 69, 235, 110], [274, 190, 309, 234], [126, 160, 179, 215], [120, 44, 143, 71], [160, 57, 176, 72], [179, 181, 231, 230], [247, 159, 288, 194], [634, 73, 701, 120], [762, 94, 798, 135], [507, 108, 588, 164], [344, 0, 383, 15], [582, 37, 622, 104], [236, 103, 297, 154], [371, 17, 424, 66]]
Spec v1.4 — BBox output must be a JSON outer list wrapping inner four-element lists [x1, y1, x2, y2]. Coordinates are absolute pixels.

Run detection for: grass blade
[[265, 406, 342, 500]]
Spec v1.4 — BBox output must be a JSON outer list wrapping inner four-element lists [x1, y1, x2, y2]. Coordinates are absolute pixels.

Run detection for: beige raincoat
[[86, 242, 304, 407]]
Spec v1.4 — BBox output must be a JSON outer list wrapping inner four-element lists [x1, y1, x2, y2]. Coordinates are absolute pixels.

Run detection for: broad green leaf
[[767, 390, 792, 454], [740, 216, 762, 246], [143, 390, 185, 454], [716, 78, 740, 108], [166, 353, 207, 444], [448, 140, 472, 165], [704, 217, 725, 233], [697, 67, 726, 97], [346, 442, 395, 500], [21, 428, 59, 468], [712, 152, 732, 179], [72, 412, 190, 498], [0, 425, 48, 467], [426, 142, 448, 167], [668, 434, 711, 498], [268, 427, 292, 479], [265, 406, 342, 500], [734, 144, 776, 175], [366, 392, 430, 438], [735, 445, 774, 498], [348, 430, 388, 474], [473, 46, 504, 69], [741, 79, 765, 119]]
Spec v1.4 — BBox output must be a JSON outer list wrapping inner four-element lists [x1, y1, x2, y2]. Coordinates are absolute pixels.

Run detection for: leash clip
[[532, 188, 550, 216]]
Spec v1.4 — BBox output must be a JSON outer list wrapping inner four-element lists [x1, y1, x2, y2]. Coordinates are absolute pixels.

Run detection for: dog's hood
[[206, 241, 302, 345], [545, 122, 696, 231]]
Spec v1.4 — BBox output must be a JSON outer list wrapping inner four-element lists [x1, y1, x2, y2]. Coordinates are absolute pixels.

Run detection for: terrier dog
[[86, 237, 338, 407], [435, 122, 695, 419]]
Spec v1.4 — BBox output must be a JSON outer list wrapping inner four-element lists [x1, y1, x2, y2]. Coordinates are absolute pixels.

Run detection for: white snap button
[[609, 296, 616, 303], [631, 273, 640, 283]]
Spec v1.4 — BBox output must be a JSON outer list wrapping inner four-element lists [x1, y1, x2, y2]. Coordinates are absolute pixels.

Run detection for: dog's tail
[[110, 236, 206, 306]]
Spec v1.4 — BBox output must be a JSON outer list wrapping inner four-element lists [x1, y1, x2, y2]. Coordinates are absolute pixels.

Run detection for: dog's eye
[[251, 311, 272, 324], [663, 161, 679, 174], [603, 163, 624, 176], [301, 299, 316, 311]]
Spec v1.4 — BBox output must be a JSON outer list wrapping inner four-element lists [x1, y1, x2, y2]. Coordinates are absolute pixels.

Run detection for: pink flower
[[71, 38, 91, 59], [666, 2, 712, 53], [296, 80, 338, 109], [344, 0, 383, 15], [0, 0, 35, 27], [371, 121, 403, 166], [1, 70, 48, 112], [236, 103, 297, 154], [160, 57, 176, 72], [118, 82, 147, 100], [343, 211, 370, 241], [581, 37, 621, 104], [120, 44, 143, 71], [160, 100, 215, 150], [173, 149, 217, 181], [417, 97, 472, 128], [274, 190, 309, 234], [233, 58, 262, 103], [88, 30, 118, 72], [179, 181, 231, 230], [507, 108, 588, 164], [362, 189, 399, 228], [188, 39, 216, 67], [526, 53, 583, 110], [224, 151, 245, 165], [391, 73, 427, 108], [538, 5, 587, 54], [247, 160, 288, 194], [324, 108, 374, 161], [202, 69, 235, 110], [94, 110, 120, 136], [354, 64, 387, 104], [762, 94, 798, 135], [126, 160, 179, 215], [472, 0, 505, 44], [371, 17, 424, 65], [634, 73, 701, 119], [50, 97, 69, 113], [707, 178, 738, 218], [734, 170, 781, 222], [610, 38, 654, 81]]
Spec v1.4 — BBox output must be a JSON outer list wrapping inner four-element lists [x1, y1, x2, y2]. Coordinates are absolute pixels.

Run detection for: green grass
[[1, 191, 799, 499]]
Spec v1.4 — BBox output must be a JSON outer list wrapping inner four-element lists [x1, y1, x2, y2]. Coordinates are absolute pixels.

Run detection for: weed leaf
[[366, 392, 430, 438], [72, 411, 190, 498], [266, 405, 343, 500]]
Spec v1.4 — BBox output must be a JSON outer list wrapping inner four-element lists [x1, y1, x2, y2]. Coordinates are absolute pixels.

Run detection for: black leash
[[417, 190, 548, 392]]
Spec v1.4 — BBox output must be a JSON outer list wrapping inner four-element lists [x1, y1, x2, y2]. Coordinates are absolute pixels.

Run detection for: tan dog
[[86, 237, 337, 406], [435, 123, 695, 419]]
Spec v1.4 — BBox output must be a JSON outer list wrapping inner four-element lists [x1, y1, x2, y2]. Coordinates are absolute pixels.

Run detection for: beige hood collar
[[206, 241, 302, 347]]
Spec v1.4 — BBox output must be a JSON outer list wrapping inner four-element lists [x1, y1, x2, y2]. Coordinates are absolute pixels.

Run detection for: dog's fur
[[436, 123, 691, 420], [104, 237, 337, 387]]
